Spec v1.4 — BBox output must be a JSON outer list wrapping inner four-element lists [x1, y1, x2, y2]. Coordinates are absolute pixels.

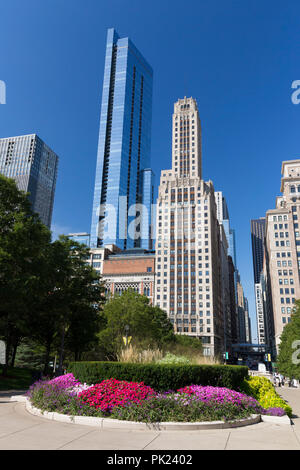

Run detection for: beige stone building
[[264, 160, 300, 353], [154, 97, 225, 357]]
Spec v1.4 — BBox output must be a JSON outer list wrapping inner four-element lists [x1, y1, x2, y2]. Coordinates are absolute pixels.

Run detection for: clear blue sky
[[1, 0, 300, 341]]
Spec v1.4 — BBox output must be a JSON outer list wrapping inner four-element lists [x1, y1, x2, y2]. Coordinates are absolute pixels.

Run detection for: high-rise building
[[90, 28, 154, 251], [215, 191, 239, 346], [251, 218, 267, 345], [0, 134, 58, 227], [264, 160, 300, 353], [154, 97, 226, 357], [251, 218, 266, 284]]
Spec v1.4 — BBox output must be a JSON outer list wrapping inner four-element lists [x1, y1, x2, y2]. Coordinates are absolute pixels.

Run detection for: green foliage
[[68, 361, 248, 391], [98, 290, 175, 358], [29, 381, 104, 417], [0, 175, 51, 373], [277, 301, 300, 380], [110, 395, 253, 423], [240, 376, 292, 417], [14, 340, 46, 371], [0, 367, 36, 391], [157, 353, 191, 365], [0, 176, 106, 374]]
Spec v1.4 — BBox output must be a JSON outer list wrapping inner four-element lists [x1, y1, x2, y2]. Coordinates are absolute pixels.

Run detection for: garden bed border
[[10, 395, 282, 430]]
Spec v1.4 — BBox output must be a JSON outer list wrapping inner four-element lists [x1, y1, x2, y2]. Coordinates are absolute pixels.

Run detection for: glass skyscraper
[[0, 133, 58, 227], [90, 28, 154, 250]]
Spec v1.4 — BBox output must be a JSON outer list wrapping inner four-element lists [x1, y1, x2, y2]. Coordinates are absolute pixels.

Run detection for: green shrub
[[157, 353, 191, 365], [110, 394, 254, 423], [240, 376, 292, 417], [67, 361, 248, 391]]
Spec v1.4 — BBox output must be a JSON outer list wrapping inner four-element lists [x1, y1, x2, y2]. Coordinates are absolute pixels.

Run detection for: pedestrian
[[278, 374, 282, 387]]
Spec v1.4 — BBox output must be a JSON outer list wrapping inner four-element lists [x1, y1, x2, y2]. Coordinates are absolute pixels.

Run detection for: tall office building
[[215, 191, 239, 346], [251, 218, 266, 284], [215, 191, 237, 266], [154, 97, 226, 357], [0, 134, 58, 227], [251, 218, 266, 344], [90, 28, 154, 250], [264, 160, 300, 353]]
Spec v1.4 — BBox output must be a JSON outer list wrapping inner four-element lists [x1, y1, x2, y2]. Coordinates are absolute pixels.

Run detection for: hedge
[[67, 362, 248, 391]]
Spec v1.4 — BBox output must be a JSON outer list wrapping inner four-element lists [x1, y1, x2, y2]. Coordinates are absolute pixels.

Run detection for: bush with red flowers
[[78, 378, 155, 413]]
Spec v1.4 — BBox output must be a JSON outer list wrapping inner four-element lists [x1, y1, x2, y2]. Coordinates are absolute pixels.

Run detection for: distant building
[[251, 218, 266, 284], [0, 134, 58, 227], [90, 28, 154, 250]]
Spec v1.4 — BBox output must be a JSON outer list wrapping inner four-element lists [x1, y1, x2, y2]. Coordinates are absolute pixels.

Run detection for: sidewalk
[[0, 388, 300, 450]]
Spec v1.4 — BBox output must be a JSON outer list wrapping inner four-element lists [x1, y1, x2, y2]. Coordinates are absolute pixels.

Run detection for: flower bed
[[78, 379, 155, 412], [240, 376, 292, 417], [26, 373, 289, 423]]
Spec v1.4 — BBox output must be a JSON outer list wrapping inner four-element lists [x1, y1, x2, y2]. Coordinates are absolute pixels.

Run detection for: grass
[[117, 345, 221, 365], [0, 366, 36, 391]]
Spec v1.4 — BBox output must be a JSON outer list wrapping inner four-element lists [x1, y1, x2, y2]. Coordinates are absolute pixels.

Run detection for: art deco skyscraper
[[154, 97, 226, 358], [0, 134, 58, 227], [90, 28, 154, 250]]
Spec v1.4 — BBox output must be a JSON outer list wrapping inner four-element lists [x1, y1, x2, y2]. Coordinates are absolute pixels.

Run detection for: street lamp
[[125, 324, 130, 347]]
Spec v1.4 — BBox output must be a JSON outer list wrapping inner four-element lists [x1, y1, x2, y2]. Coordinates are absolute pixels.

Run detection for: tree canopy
[[277, 300, 300, 380], [98, 289, 175, 359]]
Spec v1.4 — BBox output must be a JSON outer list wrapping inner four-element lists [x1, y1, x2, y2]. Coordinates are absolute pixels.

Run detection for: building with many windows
[[154, 97, 227, 357], [264, 160, 300, 353], [90, 28, 154, 251], [251, 218, 267, 345], [0, 134, 58, 227], [102, 249, 155, 304]]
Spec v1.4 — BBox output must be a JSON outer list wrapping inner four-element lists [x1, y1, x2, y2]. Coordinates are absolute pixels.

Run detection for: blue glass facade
[[90, 28, 153, 250], [140, 168, 155, 249]]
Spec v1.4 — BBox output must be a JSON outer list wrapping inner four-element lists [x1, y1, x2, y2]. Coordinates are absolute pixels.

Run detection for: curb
[[260, 414, 291, 425], [11, 396, 262, 430]]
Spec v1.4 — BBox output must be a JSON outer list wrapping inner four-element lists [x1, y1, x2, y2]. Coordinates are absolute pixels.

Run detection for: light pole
[[125, 324, 130, 347]]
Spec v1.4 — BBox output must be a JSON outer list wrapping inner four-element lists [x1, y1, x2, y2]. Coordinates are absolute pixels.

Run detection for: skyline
[[1, 0, 300, 342]]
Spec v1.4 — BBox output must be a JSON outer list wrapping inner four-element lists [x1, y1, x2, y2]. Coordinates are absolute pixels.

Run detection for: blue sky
[[1, 0, 300, 341]]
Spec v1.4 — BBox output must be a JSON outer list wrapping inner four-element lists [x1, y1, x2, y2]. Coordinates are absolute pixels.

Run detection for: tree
[[98, 289, 174, 358], [0, 175, 51, 375], [277, 301, 300, 380], [27, 236, 105, 373]]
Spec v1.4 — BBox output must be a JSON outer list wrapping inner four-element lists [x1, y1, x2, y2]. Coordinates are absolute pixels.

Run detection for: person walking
[[277, 374, 281, 387]]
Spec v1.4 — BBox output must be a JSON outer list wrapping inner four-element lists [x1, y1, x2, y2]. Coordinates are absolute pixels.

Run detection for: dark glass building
[[90, 28, 154, 250], [0, 133, 58, 227], [251, 218, 266, 284]]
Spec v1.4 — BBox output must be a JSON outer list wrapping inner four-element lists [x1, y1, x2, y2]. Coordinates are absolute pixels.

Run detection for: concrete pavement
[[0, 388, 300, 450]]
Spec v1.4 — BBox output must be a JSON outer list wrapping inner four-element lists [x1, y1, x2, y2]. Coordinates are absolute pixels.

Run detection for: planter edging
[[10, 396, 265, 430]]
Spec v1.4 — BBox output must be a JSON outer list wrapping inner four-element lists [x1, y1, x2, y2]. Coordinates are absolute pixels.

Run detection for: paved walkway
[[0, 387, 300, 450]]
